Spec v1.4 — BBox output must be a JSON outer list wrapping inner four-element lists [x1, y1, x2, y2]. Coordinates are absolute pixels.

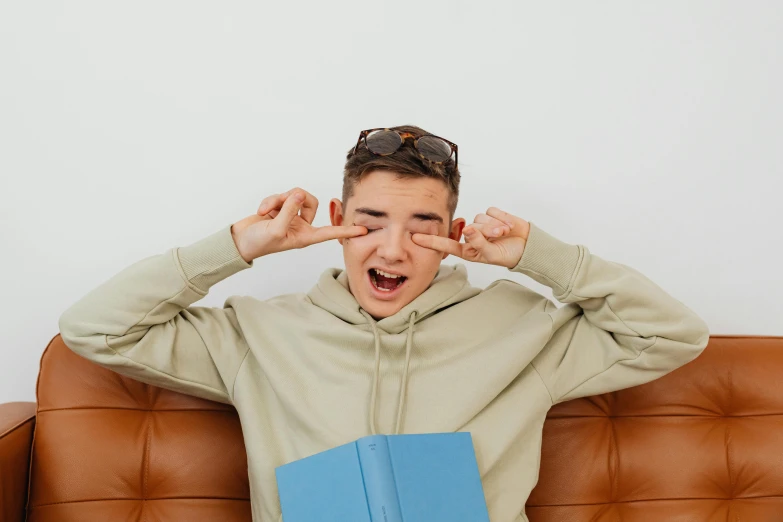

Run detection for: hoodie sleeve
[[58, 224, 254, 405], [510, 221, 710, 406]]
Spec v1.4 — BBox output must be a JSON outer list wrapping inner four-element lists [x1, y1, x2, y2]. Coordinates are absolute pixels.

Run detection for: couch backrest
[[27, 335, 783, 521], [527, 335, 783, 520], [27, 335, 251, 522]]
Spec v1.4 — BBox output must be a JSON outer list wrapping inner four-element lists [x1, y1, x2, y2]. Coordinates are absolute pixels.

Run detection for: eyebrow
[[354, 207, 444, 224]]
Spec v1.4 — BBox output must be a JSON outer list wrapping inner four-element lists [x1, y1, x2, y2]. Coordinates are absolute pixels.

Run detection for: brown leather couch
[[2, 334, 781, 521]]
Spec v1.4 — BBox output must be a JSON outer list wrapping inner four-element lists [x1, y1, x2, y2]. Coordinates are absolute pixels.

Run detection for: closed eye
[[353, 221, 381, 234]]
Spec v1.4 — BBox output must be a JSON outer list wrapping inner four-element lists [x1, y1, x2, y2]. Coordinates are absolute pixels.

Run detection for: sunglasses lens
[[417, 136, 453, 163], [365, 129, 402, 155]]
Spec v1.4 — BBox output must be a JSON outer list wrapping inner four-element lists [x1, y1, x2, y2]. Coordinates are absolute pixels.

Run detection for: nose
[[376, 229, 409, 264]]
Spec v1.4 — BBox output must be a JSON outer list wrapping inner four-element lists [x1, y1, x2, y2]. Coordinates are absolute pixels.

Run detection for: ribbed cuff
[[508, 221, 582, 299], [176, 224, 253, 291]]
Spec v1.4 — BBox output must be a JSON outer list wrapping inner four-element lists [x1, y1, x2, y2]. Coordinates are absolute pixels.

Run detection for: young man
[[59, 125, 711, 522]]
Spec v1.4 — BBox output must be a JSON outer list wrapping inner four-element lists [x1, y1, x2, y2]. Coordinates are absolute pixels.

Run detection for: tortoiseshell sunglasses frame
[[350, 128, 459, 168]]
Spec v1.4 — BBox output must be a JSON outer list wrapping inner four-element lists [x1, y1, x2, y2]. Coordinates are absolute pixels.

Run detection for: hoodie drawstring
[[360, 310, 418, 436]]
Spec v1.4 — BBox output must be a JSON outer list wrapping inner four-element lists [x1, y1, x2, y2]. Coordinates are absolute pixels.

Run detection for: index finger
[[411, 233, 463, 257], [308, 225, 368, 245]]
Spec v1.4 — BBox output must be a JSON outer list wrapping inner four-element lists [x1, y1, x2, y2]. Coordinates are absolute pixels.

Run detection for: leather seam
[[30, 497, 250, 507], [0, 415, 35, 439], [526, 493, 783, 507]]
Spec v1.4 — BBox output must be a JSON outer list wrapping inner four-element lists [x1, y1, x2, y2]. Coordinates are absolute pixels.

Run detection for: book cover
[[275, 431, 490, 522]]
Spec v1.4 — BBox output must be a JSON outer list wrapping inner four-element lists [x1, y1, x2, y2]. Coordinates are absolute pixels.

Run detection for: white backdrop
[[1, 1, 781, 404]]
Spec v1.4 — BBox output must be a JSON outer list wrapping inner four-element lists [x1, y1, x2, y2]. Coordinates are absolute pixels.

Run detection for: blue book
[[275, 432, 490, 522]]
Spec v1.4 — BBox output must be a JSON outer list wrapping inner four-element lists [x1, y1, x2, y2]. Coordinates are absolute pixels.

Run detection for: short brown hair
[[342, 124, 461, 218]]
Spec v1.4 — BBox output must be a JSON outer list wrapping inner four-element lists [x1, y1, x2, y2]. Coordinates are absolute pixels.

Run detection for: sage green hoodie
[[58, 220, 710, 522]]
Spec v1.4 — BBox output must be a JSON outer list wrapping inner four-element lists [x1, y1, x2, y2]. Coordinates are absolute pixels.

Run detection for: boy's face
[[329, 170, 465, 319]]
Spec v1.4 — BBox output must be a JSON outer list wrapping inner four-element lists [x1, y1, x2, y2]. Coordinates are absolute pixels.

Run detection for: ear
[[329, 198, 346, 245], [443, 217, 466, 260]]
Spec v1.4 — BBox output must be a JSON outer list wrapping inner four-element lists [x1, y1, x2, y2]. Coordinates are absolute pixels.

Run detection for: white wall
[[1, 1, 781, 404]]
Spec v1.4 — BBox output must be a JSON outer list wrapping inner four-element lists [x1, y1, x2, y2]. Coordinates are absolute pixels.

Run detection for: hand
[[411, 207, 531, 269], [231, 188, 368, 262]]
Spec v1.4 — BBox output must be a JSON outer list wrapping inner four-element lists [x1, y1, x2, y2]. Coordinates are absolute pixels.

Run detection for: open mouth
[[368, 268, 408, 293]]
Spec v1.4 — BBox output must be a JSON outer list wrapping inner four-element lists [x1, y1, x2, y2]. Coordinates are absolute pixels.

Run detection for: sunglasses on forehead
[[350, 128, 459, 169]]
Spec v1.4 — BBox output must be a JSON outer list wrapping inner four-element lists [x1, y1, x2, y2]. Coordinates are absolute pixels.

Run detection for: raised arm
[[512, 222, 710, 405], [58, 224, 254, 404], [59, 188, 368, 404], [411, 208, 711, 406]]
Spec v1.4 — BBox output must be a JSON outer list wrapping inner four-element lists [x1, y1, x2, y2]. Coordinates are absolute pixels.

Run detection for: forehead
[[347, 170, 450, 217]]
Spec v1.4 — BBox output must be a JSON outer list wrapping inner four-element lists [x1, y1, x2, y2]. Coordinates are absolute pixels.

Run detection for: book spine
[[357, 435, 403, 522]]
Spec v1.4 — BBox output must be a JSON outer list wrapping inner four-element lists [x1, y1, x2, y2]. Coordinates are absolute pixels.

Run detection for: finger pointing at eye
[[411, 233, 463, 257]]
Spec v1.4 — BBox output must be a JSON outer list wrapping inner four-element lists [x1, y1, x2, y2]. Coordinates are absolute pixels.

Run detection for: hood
[[306, 263, 481, 435]]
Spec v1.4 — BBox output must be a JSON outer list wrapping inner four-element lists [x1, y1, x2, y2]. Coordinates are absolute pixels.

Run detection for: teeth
[[370, 269, 405, 292], [374, 269, 402, 279]]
